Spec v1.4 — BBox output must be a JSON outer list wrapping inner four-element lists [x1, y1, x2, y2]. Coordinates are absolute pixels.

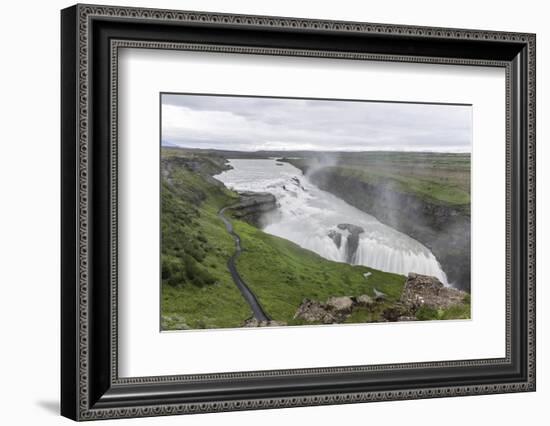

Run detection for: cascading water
[[215, 159, 448, 284]]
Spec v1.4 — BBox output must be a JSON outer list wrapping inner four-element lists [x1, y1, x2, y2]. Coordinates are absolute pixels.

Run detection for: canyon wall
[[307, 168, 471, 291]]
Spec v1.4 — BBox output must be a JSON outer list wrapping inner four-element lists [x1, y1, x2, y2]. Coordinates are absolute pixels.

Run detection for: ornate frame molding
[[61, 4, 535, 421]]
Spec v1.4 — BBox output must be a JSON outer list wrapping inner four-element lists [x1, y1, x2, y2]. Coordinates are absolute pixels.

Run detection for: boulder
[[325, 296, 354, 314], [355, 294, 374, 307], [401, 272, 468, 310], [294, 296, 354, 324], [293, 299, 340, 324]]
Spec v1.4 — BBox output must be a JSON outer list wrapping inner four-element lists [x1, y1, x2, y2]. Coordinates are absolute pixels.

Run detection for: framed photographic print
[[61, 4, 536, 421]]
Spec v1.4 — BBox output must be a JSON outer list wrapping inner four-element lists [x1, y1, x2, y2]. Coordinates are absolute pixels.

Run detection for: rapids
[[215, 159, 448, 284]]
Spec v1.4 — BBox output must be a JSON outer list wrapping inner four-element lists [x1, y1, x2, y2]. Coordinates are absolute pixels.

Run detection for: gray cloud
[[161, 93, 472, 152]]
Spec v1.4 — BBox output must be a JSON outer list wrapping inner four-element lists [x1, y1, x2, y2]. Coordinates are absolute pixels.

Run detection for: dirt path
[[218, 207, 270, 322]]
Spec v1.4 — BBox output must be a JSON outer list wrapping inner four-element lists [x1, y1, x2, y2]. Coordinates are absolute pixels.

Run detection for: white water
[[215, 159, 448, 284]]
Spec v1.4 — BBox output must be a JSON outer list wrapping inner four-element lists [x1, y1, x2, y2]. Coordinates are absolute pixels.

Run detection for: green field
[[285, 152, 470, 211], [161, 148, 469, 330], [234, 221, 405, 325], [161, 155, 251, 330]]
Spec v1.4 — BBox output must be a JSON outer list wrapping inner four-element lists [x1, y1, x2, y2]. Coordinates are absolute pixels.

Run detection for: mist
[[215, 159, 449, 283]]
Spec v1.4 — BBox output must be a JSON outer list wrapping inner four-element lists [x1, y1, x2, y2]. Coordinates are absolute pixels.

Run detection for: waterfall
[[215, 159, 448, 284]]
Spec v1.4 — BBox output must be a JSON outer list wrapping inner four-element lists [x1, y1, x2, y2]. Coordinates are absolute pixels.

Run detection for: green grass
[[161, 151, 406, 329], [285, 152, 470, 210], [160, 155, 253, 330], [161, 149, 469, 329], [330, 166, 469, 206], [415, 301, 471, 321], [234, 220, 405, 324]]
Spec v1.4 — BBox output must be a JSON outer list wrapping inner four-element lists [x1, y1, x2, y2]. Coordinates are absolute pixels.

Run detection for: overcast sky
[[161, 94, 472, 152]]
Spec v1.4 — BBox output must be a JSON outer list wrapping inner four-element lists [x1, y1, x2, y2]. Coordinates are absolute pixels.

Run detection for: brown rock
[[355, 294, 374, 307], [325, 296, 354, 313], [294, 296, 354, 324], [400, 272, 468, 311], [382, 303, 412, 322], [293, 299, 339, 324], [231, 192, 278, 226]]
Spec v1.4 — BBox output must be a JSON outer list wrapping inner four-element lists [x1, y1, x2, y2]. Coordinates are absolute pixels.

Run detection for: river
[[214, 158, 448, 284]]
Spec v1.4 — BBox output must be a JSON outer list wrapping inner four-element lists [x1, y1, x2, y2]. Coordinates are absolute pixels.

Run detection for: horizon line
[[161, 144, 471, 154]]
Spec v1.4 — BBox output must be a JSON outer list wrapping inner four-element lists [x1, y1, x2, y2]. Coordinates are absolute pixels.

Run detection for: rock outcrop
[[400, 272, 468, 311], [294, 273, 469, 324], [161, 154, 231, 192], [381, 303, 414, 322], [327, 223, 365, 263], [294, 295, 371, 324], [327, 230, 343, 249], [163, 156, 278, 228], [294, 300, 338, 323], [337, 223, 364, 263], [294, 296, 356, 323], [355, 294, 374, 307], [325, 296, 354, 314], [379, 274, 468, 322], [230, 192, 278, 226]]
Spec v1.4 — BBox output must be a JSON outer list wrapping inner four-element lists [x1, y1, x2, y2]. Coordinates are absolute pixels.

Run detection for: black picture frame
[[61, 4, 536, 421]]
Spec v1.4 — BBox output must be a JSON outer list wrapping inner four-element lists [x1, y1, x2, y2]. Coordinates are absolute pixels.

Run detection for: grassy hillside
[[285, 152, 470, 212], [234, 221, 405, 325], [161, 155, 252, 330], [161, 148, 469, 329], [161, 149, 409, 329]]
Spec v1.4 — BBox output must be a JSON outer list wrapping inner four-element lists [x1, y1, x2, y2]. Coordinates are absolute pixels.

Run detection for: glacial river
[[215, 159, 448, 284]]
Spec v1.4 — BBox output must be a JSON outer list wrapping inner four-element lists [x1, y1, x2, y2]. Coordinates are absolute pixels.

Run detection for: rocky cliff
[[297, 166, 471, 291], [229, 192, 278, 227], [162, 154, 279, 228]]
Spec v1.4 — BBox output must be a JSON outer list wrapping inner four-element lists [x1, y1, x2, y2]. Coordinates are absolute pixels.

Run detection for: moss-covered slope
[[161, 148, 469, 330]]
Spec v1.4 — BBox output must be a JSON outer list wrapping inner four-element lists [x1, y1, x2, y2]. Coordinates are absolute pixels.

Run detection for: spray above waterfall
[[215, 158, 448, 284]]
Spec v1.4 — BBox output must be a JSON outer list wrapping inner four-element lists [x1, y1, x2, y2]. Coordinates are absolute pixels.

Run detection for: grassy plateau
[[285, 151, 470, 212], [161, 148, 470, 330]]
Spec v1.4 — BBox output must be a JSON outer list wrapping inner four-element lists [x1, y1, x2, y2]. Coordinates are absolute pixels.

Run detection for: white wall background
[[0, 0, 546, 424]]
